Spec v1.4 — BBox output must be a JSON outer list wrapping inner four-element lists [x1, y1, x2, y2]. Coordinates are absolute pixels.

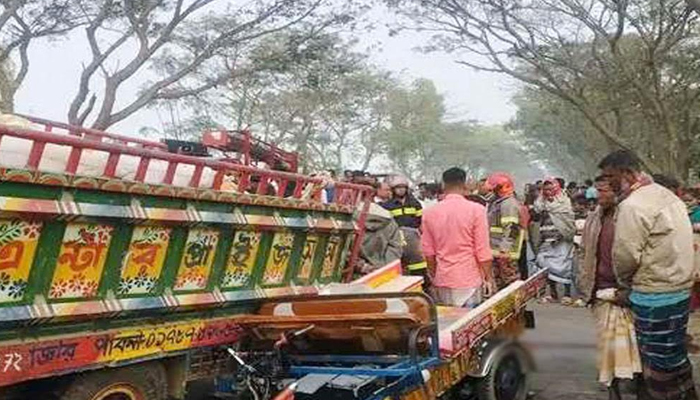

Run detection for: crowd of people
[[353, 150, 700, 400]]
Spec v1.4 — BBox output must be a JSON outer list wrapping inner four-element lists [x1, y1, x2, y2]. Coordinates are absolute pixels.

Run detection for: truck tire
[[476, 350, 528, 400], [59, 362, 167, 400]]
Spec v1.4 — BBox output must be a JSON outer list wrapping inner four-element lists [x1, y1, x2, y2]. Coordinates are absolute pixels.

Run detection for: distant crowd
[[349, 152, 700, 400]]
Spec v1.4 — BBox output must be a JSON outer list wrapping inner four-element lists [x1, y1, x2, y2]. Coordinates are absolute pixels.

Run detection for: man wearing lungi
[[579, 175, 641, 400], [600, 150, 698, 400]]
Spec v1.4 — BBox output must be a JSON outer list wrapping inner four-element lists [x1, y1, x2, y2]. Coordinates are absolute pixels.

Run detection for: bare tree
[[67, 0, 335, 130], [0, 0, 86, 112], [390, 0, 700, 179]]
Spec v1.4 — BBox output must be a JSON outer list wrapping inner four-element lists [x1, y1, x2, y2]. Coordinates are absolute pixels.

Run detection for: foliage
[[153, 29, 395, 172], [388, 0, 700, 180], [509, 87, 612, 180], [0, 0, 87, 112], [147, 24, 539, 180], [381, 78, 538, 182], [62, 0, 367, 130]]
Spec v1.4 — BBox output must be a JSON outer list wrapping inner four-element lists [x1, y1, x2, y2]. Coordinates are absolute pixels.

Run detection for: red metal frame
[[203, 129, 299, 173], [343, 191, 372, 282], [0, 115, 370, 207], [0, 115, 374, 280]]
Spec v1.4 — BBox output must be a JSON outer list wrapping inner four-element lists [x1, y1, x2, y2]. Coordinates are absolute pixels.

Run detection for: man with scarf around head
[[381, 176, 427, 278], [534, 177, 577, 304], [599, 150, 697, 400], [486, 173, 526, 289]]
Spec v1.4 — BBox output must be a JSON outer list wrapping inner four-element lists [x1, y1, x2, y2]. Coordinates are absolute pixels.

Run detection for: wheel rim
[[495, 355, 525, 400], [90, 383, 144, 400]]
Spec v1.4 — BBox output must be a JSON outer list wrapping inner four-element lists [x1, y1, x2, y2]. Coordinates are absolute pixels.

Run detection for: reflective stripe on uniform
[[403, 207, 418, 215], [407, 261, 427, 270], [391, 207, 421, 217], [490, 227, 504, 234], [492, 234, 525, 260], [500, 216, 520, 225]]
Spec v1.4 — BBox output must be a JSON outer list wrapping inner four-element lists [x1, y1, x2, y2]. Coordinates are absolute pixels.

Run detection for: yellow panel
[[298, 235, 319, 280], [222, 230, 262, 288], [0, 220, 42, 302], [263, 232, 295, 285], [50, 223, 113, 300], [174, 228, 219, 291], [118, 226, 171, 295], [321, 235, 342, 279], [101, 321, 201, 361]]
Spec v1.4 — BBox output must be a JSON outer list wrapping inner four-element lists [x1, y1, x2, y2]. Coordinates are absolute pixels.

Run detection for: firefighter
[[381, 176, 427, 280], [486, 172, 526, 289], [381, 176, 423, 229]]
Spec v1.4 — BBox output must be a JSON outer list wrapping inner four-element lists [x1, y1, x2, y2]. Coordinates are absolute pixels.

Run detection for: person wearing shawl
[[534, 177, 577, 304], [579, 176, 642, 400], [599, 150, 697, 400]]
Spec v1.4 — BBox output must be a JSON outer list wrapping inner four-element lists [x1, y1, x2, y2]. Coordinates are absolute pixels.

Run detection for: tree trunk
[[0, 87, 15, 113], [673, 143, 692, 183], [0, 66, 15, 113]]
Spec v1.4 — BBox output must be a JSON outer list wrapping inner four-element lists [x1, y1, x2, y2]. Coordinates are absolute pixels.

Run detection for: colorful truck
[[0, 115, 545, 400], [225, 263, 546, 400], [0, 115, 373, 399]]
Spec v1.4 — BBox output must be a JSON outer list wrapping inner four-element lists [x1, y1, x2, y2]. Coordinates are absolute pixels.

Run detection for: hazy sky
[[13, 3, 518, 136]]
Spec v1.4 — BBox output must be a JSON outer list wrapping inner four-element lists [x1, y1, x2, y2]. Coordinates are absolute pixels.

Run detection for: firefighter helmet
[[390, 175, 410, 188], [486, 172, 515, 197]]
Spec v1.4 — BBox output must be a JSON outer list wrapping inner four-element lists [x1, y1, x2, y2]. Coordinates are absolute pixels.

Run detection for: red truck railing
[[203, 129, 299, 173], [0, 115, 371, 207]]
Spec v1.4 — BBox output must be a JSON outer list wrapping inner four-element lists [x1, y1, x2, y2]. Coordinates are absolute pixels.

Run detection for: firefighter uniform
[[381, 196, 426, 274], [488, 195, 525, 289], [381, 196, 423, 229]]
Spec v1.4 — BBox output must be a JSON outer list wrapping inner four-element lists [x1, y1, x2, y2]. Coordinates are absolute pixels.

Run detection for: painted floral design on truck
[[0, 219, 41, 303], [49, 223, 113, 300]]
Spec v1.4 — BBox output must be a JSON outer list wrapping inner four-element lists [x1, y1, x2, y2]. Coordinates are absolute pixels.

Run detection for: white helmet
[[390, 175, 409, 188]]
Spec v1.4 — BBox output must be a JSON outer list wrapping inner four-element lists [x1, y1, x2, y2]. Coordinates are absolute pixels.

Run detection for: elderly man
[[534, 178, 577, 304], [579, 176, 641, 400], [599, 150, 697, 400]]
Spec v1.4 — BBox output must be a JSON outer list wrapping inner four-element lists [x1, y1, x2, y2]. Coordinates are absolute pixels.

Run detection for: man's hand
[[478, 260, 496, 297], [357, 260, 374, 275], [613, 288, 631, 307], [482, 278, 497, 298]]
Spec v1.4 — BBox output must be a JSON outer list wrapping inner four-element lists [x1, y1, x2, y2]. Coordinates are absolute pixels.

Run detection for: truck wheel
[[59, 362, 167, 400], [477, 352, 528, 400]]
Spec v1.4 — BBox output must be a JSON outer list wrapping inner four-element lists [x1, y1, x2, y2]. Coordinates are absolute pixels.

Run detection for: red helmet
[[486, 172, 515, 197]]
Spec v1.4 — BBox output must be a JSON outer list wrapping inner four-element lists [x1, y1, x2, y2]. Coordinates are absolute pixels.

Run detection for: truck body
[[228, 263, 546, 400], [0, 115, 545, 400], [0, 115, 373, 399]]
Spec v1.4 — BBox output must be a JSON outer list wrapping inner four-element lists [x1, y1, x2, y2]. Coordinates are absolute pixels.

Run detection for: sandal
[[538, 295, 556, 304], [561, 296, 573, 306], [573, 299, 587, 308]]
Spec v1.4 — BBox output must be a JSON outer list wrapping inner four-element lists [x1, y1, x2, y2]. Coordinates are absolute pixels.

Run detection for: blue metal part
[[289, 354, 412, 364], [288, 357, 441, 377], [287, 355, 441, 400], [213, 376, 237, 394], [366, 373, 425, 400]]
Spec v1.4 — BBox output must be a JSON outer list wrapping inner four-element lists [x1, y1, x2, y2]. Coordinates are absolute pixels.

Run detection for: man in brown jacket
[[599, 150, 697, 400], [579, 176, 641, 400]]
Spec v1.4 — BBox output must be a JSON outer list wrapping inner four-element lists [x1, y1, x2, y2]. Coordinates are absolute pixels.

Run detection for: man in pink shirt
[[422, 167, 495, 308]]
